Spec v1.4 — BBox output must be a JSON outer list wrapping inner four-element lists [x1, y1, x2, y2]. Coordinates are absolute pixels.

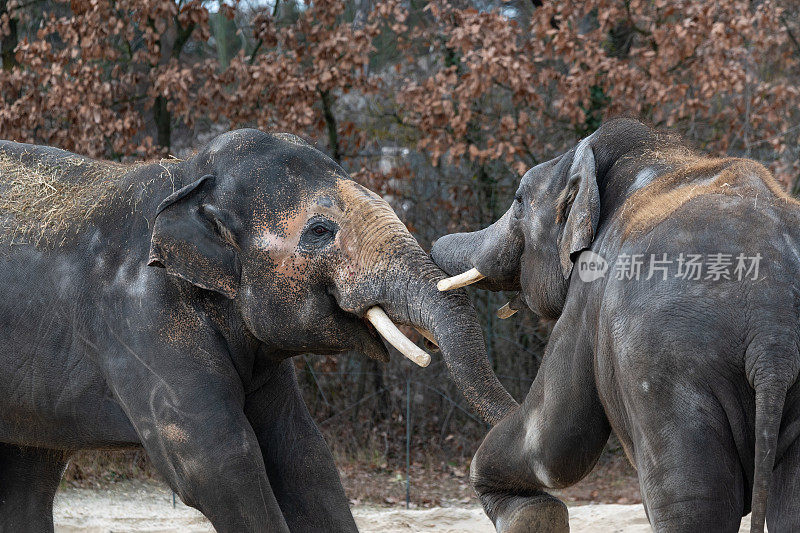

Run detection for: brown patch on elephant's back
[[621, 152, 798, 240]]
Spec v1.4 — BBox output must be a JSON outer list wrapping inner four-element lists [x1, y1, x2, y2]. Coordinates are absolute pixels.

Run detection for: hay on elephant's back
[[0, 153, 130, 245], [0, 152, 174, 245]]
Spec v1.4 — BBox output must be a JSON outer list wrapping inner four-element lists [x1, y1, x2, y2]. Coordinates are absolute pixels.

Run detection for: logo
[[576, 250, 608, 282], [575, 251, 762, 283]]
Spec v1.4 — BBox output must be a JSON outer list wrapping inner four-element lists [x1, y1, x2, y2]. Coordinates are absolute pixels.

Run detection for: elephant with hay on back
[[0, 130, 518, 532]]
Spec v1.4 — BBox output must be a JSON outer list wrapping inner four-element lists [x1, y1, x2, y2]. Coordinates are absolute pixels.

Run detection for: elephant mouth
[[356, 315, 392, 363], [327, 297, 434, 367], [346, 307, 433, 367], [363, 307, 431, 367], [326, 286, 434, 367], [322, 302, 390, 363], [438, 267, 525, 319]]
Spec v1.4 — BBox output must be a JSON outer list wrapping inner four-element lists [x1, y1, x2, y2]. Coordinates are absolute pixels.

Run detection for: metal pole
[[172, 490, 176, 508], [405, 377, 411, 510]]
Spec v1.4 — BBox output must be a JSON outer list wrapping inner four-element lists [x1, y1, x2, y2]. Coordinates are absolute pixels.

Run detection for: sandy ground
[[52, 480, 754, 533]]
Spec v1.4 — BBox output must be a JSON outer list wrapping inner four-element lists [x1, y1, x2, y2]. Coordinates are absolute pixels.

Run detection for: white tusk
[[437, 267, 485, 291], [496, 302, 518, 319], [414, 326, 439, 347], [366, 307, 431, 367]]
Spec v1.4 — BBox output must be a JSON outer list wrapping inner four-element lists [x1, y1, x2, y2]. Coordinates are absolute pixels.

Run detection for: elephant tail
[[749, 369, 791, 533]]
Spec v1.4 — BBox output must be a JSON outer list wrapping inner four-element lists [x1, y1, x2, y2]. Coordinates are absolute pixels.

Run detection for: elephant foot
[[493, 494, 569, 533]]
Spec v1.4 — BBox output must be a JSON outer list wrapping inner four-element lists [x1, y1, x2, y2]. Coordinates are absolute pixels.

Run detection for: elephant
[[431, 118, 800, 533], [0, 129, 518, 532]]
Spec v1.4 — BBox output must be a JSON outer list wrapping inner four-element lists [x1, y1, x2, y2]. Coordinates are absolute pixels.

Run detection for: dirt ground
[[57, 449, 758, 532], [52, 479, 755, 533], [64, 444, 643, 508]]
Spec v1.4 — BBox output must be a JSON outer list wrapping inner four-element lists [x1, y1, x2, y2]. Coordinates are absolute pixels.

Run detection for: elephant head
[[147, 129, 517, 425], [431, 118, 651, 319]]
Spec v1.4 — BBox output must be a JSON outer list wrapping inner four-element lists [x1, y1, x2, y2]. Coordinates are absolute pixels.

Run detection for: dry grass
[[0, 153, 123, 245], [0, 151, 180, 245], [63, 449, 160, 488]]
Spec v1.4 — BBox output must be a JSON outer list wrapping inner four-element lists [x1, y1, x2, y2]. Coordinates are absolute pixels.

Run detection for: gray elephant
[[431, 118, 800, 533], [0, 130, 517, 532]]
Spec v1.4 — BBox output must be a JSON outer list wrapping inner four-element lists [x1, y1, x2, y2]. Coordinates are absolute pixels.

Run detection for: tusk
[[366, 307, 431, 367], [414, 326, 438, 347], [496, 302, 518, 319], [497, 292, 527, 319], [437, 267, 485, 291]]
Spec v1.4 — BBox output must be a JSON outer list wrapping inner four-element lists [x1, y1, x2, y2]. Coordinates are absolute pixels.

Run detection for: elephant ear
[[148, 175, 241, 299], [557, 136, 600, 279]]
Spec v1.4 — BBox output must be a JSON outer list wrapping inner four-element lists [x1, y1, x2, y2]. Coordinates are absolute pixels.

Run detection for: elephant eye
[[300, 217, 338, 250], [515, 194, 523, 203]]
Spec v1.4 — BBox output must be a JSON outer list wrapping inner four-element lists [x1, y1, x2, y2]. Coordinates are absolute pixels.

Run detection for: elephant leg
[[767, 381, 800, 532], [0, 444, 69, 533], [768, 431, 800, 532], [470, 325, 610, 533], [147, 407, 289, 532], [245, 360, 357, 533], [106, 357, 291, 533], [132, 400, 289, 532], [631, 408, 744, 533]]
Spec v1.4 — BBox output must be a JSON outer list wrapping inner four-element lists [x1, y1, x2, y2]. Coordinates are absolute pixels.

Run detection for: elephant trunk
[[431, 209, 523, 293], [379, 257, 519, 426], [430, 229, 487, 279], [336, 180, 518, 425]]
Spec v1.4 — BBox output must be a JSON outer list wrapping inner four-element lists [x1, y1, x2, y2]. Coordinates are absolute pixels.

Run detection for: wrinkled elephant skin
[[431, 119, 800, 533], [0, 130, 517, 533]]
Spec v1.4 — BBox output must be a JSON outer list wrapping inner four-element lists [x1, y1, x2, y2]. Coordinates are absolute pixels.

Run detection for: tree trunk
[[151, 19, 195, 152], [1, 0, 19, 72], [320, 89, 341, 163], [153, 95, 171, 151]]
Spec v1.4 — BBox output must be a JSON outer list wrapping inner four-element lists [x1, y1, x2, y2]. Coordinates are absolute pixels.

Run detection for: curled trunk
[[431, 209, 523, 293], [378, 256, 519, 426], [337, 180, 518, 425]]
